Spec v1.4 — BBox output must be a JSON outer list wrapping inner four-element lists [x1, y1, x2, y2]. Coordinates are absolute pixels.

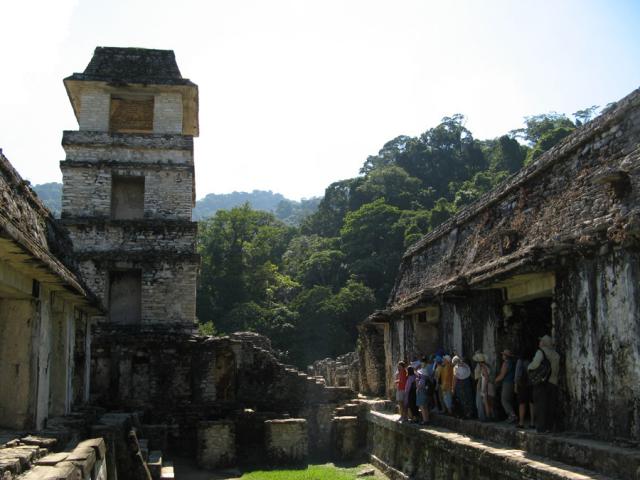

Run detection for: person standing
[[439, 355, 454, 414], [452, 356, 475, 419], [495, 349, 517, 422], [473, 352, 493, 421], [395, 361, 408, 422], [515, 350, 535, 429], [404, 366, 420, 422], [528, 335, 560, 433]]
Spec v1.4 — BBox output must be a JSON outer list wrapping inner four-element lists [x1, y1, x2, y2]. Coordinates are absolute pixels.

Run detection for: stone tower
[[60, 47, 199, 327]]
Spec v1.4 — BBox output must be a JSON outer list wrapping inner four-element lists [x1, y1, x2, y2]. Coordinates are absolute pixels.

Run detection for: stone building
[[0, 150, 99, 430], [360, 87, 640, 441], [60, 47, 199, 327]]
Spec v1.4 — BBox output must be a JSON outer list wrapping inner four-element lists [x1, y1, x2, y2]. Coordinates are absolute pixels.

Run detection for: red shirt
[[396, 369, 408, 390]]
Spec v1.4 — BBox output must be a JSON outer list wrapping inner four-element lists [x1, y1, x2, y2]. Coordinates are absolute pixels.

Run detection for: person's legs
[[547, 383, 558, 431], [533, 384, 548, 432], [476, 390, 486, 421], [501, 382, 516, 420], [443, 391, 453, 413], [518, 401, 526, 427], [529, 402, 535, 427]]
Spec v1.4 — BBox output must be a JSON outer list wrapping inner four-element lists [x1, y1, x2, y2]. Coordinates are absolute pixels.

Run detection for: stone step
[[148, 450, 163, 480], [427, 413, 640, 480], [160, 460, 175, 479], [370, 411, 633, 480]]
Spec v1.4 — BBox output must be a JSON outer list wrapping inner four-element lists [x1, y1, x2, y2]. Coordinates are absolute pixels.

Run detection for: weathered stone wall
[[357, 321, 386, 397], [90, 330, 354, 458], [153, 93, 183, 134], [61, 165, 194, 220], [74, 258, 198, 325], [555, 249, 640, 440]]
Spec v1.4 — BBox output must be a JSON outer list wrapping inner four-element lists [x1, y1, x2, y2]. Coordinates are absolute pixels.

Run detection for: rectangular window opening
[[111, 175, 145, 220], [108, 270, 142, 324]]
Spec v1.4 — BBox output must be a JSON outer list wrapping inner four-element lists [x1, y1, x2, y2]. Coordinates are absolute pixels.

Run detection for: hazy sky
[[1, 1, 638, 200]]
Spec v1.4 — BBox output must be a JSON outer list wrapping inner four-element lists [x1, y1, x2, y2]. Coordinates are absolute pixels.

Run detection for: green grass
[[240, 463, 382, 479]]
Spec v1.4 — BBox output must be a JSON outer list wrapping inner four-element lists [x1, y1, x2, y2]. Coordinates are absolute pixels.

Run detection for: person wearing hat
[[452, 356, 474, 419], [495, 348, 517, 423], [438, 355, 454, 415], [473, 351, 494, 421], [528, 335, 560, 433]]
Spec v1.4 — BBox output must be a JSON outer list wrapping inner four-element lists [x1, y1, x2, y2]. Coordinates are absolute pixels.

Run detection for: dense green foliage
[[197, 108, 597, 367]]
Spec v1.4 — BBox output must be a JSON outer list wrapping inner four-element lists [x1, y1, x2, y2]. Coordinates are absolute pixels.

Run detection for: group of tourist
[[394, 335, 560, 433]]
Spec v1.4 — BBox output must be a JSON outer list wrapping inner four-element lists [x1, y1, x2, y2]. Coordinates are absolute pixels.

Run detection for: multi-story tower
[[60, 47, 199, 327]]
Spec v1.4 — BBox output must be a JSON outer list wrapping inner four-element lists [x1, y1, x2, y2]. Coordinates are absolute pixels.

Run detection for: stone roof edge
[[0, 151, 102, 310], [63, 73, 196, 87], [403, 87, 640, 260]]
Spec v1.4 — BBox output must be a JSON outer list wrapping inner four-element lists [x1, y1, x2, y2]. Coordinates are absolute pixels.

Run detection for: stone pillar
[[197, 421, 236, 469], [264, 419, 308, 465], [331, 416, 359, 461], [0, 298, 36, 429]]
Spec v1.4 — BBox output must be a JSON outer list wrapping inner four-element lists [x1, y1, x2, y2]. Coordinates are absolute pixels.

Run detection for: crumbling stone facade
[[60, 47, 199, 327], [364, 87, 640, 441], [0, 150, 99, 430]]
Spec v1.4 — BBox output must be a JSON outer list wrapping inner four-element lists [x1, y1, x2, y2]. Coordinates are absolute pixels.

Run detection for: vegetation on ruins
[[196, 108, 598, 367]]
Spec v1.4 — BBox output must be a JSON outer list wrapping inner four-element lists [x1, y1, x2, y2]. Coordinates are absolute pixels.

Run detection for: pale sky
[[0, 0, 638, 200]]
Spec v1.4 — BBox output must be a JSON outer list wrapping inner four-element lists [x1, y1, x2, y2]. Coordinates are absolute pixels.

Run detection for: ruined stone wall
[[90, 330, 354, 456], [357, 322, 386, 397]]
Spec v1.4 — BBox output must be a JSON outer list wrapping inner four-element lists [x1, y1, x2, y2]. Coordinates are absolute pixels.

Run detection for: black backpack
[[528, 349, 551, 385]]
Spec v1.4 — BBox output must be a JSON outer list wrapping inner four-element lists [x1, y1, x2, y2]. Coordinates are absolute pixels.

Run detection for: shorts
[[396, 390, 405, 402]]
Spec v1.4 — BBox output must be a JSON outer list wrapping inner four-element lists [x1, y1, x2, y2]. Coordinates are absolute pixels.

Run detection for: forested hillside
[[32, 183, 320, 226], [196, 108, 601, 367]]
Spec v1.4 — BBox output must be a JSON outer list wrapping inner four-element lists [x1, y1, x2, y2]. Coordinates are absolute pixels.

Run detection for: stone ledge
[[425, 412, 640, 480], [62, 130, 193, 150], [368, 411, 618, 480]]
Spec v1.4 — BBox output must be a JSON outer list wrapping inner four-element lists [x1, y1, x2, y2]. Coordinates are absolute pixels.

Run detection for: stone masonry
[[60, 47, 199, 327]]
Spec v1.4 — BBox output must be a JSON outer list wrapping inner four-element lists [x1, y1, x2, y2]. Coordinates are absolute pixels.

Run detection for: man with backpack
[[528, 335, 560, 433]]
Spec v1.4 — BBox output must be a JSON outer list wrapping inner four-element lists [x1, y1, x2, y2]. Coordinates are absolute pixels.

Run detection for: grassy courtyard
[[239, 463, 386, 479]]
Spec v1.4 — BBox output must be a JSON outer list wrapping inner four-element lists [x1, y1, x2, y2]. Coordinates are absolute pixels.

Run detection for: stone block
[[147, 450, 162, 480], [65, 447, 96, 477], [264, 419, 308, 465], [331, 416, 359, 461], [75, 438, 107, 460], [196, 421, 236, 470]]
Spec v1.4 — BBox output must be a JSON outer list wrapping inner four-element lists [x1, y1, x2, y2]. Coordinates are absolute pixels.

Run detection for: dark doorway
[[109, 270, 142, 324], [502, 298, 552, 358]]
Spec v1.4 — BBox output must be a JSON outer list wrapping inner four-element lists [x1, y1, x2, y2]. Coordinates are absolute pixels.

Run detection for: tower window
[[109, 95, 154, 133], [111, 175, 145, 219]]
